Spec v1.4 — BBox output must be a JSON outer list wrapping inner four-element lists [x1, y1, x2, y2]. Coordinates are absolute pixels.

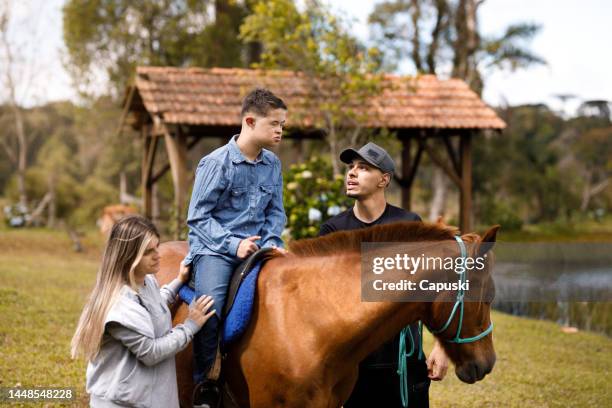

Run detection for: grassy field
[[0, 228, 610, 407], [493, 216, 612, 242]]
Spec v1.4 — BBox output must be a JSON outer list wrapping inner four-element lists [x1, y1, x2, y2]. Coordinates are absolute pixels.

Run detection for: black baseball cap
[[340, 142, 395, 174]]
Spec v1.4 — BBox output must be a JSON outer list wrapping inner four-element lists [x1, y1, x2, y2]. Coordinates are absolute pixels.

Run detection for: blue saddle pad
[[177, 261, 263, 345]]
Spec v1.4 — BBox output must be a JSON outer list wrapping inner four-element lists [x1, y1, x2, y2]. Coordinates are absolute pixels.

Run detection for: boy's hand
[[237, 236, 261, 259], [178, 261, 191, 284], [272, 245, 288, 255]]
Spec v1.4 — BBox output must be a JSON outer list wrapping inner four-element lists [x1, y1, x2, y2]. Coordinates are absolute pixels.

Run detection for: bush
[[283, 156, 353, 240], [479, 198, 524, 231]]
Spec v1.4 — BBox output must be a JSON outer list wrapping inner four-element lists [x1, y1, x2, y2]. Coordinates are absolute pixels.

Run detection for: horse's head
[[427, 225, 499, 384]]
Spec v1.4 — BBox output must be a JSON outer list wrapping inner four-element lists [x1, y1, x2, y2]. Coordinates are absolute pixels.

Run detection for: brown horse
[[157, 221, 499, 407]]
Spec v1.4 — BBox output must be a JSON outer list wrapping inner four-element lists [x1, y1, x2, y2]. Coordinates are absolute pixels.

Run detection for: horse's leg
[[331, 368, 358, 408]]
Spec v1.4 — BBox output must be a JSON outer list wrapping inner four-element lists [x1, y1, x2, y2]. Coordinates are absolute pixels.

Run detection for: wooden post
[[401, 136, 412, 210], [164, 126, 189, 239], [459, 132, 472, 232], [294, 138, 304, 163], [141, 125, 157, 219]]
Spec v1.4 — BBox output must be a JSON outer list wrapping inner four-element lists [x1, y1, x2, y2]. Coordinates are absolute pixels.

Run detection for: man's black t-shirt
[[319, 203, 424, 370], [319, 203, 421, 235]]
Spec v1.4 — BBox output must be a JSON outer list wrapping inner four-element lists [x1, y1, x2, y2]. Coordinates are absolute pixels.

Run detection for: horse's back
[[157, 241, 189, 286]]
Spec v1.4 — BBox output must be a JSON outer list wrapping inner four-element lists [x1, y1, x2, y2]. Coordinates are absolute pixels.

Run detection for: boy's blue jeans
[[191, 253, 241, 384]]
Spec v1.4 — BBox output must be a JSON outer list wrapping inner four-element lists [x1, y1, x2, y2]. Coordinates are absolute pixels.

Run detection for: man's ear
[[380, 173, 391, 188], [245, 116, 256, 128]]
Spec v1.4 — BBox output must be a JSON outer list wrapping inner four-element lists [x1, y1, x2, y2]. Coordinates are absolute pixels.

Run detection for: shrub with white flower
[[283, 156, 353, 240], [308, 208, 322, 222]]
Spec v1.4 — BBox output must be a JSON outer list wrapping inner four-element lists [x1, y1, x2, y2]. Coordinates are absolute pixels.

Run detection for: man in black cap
[[319, 142, 449, 407]]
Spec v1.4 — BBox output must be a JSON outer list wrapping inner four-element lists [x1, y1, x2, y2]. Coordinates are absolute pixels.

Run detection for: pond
[[491, 243, 612, 336]]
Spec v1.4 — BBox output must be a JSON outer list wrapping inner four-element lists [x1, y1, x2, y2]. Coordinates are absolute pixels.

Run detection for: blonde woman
[[71, 215, 215, 407]]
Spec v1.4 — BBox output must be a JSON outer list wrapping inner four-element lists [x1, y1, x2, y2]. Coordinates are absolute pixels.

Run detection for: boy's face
[[345, 159, 389, 199], [245, 108, 286, 148]]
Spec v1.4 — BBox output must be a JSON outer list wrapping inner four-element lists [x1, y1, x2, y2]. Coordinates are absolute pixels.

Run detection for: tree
[[573, 126, 611, 211], [0, 0, 47, 209], [480, 104, 580, 223], [240, 0, 386, 174], [63, 0, 254, 97], [369, 0, 545, 222]]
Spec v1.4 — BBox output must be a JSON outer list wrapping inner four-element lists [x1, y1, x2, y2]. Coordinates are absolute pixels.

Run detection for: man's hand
[[237, 236, 261, 259], [426, 339, 450, 381], [178, 262, 191, 284]]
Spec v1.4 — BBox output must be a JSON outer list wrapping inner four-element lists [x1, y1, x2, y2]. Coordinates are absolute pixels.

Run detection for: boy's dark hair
[[241, 88, 287, 117]]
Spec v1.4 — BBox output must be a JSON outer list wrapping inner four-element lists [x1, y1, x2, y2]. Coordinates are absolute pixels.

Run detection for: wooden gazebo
[[122, 66, 505, 237]]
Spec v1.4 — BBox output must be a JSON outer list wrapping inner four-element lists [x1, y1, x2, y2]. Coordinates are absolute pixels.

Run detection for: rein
[[398, 235, 494, 407]]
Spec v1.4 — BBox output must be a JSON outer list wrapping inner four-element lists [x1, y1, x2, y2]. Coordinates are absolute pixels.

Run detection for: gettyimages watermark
[[361, 241, 612, 302]]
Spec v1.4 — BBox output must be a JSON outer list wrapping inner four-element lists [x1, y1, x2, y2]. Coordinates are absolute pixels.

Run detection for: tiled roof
[[130, 66, 505, 130]]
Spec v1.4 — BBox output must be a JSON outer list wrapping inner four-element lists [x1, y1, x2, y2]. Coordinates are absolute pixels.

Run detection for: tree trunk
[[580, 171, 610, 212], [429, 166, 448, 222], [451, 0, 482, 94], [13, 105, 28, 209], [2, 12, 29, 209], [47, 174, 57, 228], [427, 0, 481, 223]]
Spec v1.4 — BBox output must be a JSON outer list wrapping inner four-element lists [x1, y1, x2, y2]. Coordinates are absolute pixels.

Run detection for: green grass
[[0, 228, 103, 407], [0, 228, 610, 407], [493, 217, 612, 242], [423, 315, 611, 407]]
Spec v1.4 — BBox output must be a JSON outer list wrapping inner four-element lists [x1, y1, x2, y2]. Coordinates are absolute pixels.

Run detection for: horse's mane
[[289, 221, 464, 257]]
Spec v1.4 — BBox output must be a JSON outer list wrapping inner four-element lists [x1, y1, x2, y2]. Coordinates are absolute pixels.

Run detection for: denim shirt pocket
[[258, 185, 274, 210], [229, 187, 248, 209]]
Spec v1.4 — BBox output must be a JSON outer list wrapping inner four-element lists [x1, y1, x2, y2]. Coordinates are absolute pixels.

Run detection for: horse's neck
[[288, 253, 431, 365]]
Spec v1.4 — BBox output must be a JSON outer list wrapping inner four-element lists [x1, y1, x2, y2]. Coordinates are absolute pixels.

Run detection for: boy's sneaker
[[193, 380, 221, 408]]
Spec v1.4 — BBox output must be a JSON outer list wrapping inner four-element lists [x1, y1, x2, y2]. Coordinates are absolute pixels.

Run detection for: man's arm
[[187, 158, 242, 259], [260, 160, 287, 249]]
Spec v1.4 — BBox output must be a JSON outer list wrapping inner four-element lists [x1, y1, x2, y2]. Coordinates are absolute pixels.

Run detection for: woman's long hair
[[71, 215, 160, 361]]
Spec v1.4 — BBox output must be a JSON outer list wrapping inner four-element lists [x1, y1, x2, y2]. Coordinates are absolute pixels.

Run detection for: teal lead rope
[[397, 235, 495, 407], [397, 321, 424, 408]]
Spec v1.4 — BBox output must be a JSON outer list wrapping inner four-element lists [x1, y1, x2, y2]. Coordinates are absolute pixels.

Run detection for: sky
[[4, 0, 611, 115]]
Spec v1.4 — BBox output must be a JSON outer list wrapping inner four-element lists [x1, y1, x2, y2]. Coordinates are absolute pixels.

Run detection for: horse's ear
[[477, 225, 500, 259]]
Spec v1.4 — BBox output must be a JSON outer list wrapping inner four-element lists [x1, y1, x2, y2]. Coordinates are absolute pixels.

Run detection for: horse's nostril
[[472, 362, 481, 380]]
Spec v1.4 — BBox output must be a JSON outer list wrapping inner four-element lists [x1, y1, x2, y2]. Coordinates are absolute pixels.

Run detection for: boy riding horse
[[184, 88, 288, 408]]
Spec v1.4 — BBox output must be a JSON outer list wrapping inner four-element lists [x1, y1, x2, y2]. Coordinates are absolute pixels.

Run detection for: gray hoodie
[[86, 275, 199, 407]]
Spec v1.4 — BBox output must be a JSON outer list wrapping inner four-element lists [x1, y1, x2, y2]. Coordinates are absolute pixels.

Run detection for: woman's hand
[[178, 261, 191, 284], [188, 295, 216, 328]]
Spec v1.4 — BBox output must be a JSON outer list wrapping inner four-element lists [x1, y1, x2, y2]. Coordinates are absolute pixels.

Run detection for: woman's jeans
[[191, 253, 241, 384]]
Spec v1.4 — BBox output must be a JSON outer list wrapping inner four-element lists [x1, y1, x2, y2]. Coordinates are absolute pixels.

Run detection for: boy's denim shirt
[[184, 135, 286, 265]]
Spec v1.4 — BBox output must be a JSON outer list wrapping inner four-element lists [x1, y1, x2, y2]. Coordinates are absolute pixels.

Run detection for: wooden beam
[[163, 124, 189, 239], [459, 132, 473, 232], [407, 138, 424, 187], [141, 125, 157, 219], [150, 137, 201, 186], [114, 85, 136, 141], [443, 136, 461, 176], [399, 136, 412, 210], [422, 139, 462, 188], [395, 135, 425, 210]]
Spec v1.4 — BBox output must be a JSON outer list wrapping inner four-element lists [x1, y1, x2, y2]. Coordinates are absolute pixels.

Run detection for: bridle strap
[[429, 235, 493, 344]]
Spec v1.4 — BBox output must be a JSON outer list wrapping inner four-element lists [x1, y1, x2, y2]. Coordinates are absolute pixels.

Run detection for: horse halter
[[428, 235, 494, 344]]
